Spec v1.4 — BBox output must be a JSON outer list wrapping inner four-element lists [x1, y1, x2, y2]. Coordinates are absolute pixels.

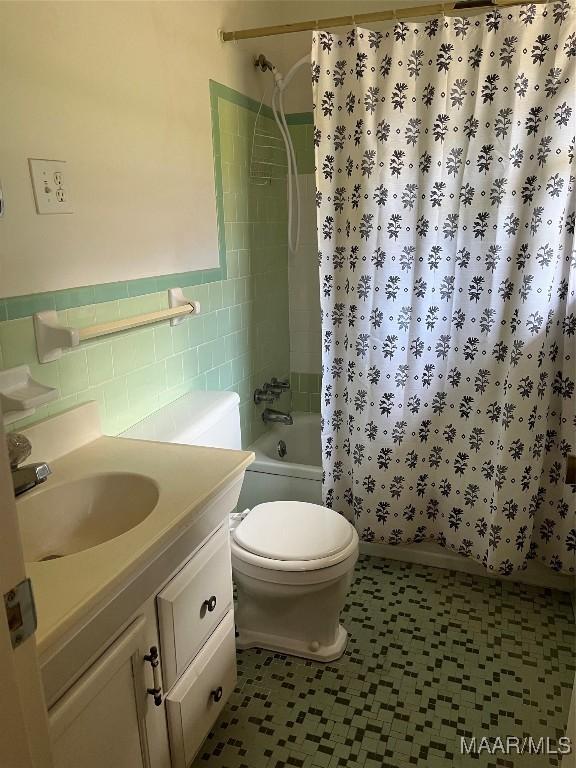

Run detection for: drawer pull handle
[[144, 646, 163, 706], [147, 686, 163, 706], [203, 595, 217, 613], [211, 686, 223, 703]]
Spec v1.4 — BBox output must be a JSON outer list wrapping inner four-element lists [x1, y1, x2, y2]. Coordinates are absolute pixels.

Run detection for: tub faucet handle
[[271, 377, 290, 390], [254, 388, 275, 405], [263, 383, 283, 397]]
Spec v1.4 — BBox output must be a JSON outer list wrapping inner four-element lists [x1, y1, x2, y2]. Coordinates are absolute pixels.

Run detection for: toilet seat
[[231, 535, 359, 584], [233, 501, 354, 561], [231, 501, 359, 583]]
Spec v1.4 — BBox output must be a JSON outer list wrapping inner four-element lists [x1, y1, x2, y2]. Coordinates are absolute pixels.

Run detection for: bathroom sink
[[17, 473, 159, 562]]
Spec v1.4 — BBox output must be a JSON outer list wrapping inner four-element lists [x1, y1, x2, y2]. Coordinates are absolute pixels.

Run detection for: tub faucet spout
[[262, 408, 293, 426]]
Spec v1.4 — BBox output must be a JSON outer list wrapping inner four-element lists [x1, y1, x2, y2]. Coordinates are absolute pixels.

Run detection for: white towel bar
[[78, 304, 196, 341], [33, 288, 200, 363]]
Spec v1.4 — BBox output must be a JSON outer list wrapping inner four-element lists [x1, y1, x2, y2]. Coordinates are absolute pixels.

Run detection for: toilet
[[122, 390, 359, 662], [231, 500, 358, 661]]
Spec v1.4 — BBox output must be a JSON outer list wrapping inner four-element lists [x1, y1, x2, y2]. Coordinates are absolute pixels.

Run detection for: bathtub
[[237, 412, 323, 510]]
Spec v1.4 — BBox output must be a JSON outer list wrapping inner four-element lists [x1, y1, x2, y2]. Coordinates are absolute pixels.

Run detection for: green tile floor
[[193, 556, 575, 768]]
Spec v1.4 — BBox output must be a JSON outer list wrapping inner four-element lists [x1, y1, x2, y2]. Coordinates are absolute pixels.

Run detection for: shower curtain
[[312, 2, 575, 575]]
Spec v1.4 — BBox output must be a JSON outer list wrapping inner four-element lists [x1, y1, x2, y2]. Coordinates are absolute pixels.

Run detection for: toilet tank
[[121, 391, 241, 450]]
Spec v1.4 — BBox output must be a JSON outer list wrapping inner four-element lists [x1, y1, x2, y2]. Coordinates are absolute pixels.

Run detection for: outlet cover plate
[[28, 159, 73, 214]]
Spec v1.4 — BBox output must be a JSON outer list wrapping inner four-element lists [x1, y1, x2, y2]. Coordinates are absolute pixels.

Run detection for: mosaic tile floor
[[193, 556, 575, 768]]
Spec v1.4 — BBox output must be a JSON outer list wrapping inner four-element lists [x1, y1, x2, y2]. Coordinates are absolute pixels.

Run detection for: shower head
[[254, 54, 274, 72]]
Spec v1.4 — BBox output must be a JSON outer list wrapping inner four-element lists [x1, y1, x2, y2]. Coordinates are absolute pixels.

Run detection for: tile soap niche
[[0, 365, 57, 425]]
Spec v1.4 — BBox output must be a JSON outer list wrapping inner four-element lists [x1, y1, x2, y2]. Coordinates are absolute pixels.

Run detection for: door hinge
[[4, 578, 37, 648]]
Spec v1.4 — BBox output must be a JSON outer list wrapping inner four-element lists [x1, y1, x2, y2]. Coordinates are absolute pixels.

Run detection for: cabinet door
[[49, 616, 150, 768], [166, 611, 236, 768]]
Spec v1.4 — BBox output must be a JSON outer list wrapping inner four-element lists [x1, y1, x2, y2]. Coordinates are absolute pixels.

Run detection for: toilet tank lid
[[233, 501, 354, 561], [121, 390, 240, 445]]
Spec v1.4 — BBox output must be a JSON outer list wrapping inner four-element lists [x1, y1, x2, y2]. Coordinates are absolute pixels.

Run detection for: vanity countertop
[[19, 430, 253, 656]]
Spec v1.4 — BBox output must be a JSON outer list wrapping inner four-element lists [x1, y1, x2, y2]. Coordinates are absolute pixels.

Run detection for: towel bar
[[33, 288, 200, 363]]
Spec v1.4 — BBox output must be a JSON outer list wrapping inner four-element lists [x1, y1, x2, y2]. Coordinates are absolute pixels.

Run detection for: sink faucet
[[7, 433, 51, 497], [262, 408, 293, 426]]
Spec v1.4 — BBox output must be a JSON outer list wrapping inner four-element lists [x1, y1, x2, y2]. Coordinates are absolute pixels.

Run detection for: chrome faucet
[[7, 433, 51, 497], [254, 376, 291, 405], [270, 377, 290, 390], [254, 388, 275, 405], [262, 408, 293, 426]]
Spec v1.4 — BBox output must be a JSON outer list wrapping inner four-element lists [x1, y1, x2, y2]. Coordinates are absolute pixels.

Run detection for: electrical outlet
[[28, 159, 73, 214]]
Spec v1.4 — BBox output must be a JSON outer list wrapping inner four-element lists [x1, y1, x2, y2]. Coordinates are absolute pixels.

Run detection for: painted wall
[[0, 0, 308, 297], [0, 0, 312, 444], [0, 85, 291, 446]]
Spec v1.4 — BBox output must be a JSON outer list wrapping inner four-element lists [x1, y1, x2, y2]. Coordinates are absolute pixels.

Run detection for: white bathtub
[[237, 412, 323, 509]]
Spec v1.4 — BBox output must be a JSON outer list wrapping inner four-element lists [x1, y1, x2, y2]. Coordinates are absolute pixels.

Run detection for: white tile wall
[[289, 174, 321, 374]]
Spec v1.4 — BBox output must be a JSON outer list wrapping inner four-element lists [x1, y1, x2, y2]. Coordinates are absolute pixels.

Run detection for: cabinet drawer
[[157, 523, 232, 689], [166, 611, 237, 768]]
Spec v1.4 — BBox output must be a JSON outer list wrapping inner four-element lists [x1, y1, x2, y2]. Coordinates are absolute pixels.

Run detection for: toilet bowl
[[231, 500, 359, 662]]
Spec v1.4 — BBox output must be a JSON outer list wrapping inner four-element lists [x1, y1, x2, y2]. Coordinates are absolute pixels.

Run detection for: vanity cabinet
[[49, 616, 150, 768], [47, 522, 236, 768]]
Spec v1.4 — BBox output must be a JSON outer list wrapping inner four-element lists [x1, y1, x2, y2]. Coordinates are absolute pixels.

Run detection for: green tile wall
[[288, 120, 315, 175], [0, 82, 292, 446], [290, 371, 321, 413], [288, 114, 321, 405]]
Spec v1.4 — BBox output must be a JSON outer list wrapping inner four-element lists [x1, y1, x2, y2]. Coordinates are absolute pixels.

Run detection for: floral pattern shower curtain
[[312, 3, 575, 575]]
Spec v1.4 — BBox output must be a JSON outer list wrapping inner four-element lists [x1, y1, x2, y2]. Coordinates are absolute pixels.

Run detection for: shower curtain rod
[[220, 0, 549, 41]]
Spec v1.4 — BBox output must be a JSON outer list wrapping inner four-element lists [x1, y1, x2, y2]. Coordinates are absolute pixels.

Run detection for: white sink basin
[[17, 473, 159, 562]]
